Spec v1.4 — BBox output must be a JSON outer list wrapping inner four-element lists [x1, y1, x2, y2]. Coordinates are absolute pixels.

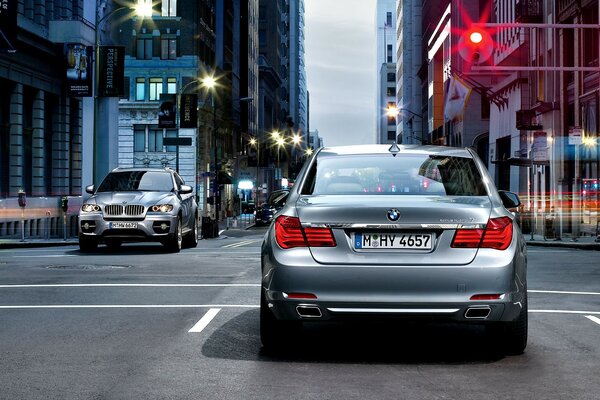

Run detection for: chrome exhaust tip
[[465, 306, 491, 319], [296, 304, 322, 318]]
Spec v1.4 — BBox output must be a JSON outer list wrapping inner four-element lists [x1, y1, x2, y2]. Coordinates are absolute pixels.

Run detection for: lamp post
[[93, 1, 151, 185], [249, 137, 260, 203], [386, 105, 425, 145]]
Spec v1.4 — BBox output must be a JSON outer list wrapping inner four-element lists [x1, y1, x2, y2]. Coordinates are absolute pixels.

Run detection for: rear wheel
[[487, 291, 528, 355], [163, 217, 182, 253], [260, 291, 300, 350], [78, 235, 98, 252]]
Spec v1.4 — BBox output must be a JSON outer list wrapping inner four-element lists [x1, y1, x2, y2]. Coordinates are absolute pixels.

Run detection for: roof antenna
[[388, 142, 400, 157]]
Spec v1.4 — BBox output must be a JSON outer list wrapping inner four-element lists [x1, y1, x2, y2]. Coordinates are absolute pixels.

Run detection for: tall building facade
[[396, 0, 423, 145], [0, 0, 104, 238], [376, 0, 397, 144]]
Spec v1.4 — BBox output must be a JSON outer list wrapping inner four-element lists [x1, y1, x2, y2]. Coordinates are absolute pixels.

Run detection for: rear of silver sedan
[[260, 145, 527, 354]]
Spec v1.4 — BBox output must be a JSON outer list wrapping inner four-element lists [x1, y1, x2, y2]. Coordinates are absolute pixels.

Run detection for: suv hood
[[92, 191, 173, 206]]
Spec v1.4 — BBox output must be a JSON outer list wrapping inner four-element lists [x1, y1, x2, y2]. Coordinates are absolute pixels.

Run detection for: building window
[[161, 38, 177, 60], [162, 0, 177, 16], [387, 44, 393, 63], [165, 129, 177, 152], [134, 125, 146, 151], [386, 12, 392, 26], [387, 72, 395, 82], [167, 78, 177, 94], [135, 78, 145, 101], [387, 87, 395, 97], [149, 78, 163, 101], [387, 131, 396, 140], [148, 127, 163, 152], [136, 37, 153, 60], [387, 116, 396, 125]]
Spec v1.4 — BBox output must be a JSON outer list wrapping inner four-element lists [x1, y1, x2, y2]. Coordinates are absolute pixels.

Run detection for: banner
[[98, 46, 125, 97], [64, 44, 92, 97], [0, 0, 17, 53], [444, 74, 472, 122], [158, 94, 177, 128], [180, 94, 198, 128]]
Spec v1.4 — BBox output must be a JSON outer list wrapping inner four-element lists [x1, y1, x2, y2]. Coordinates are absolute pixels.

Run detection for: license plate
[[109, 222, 138, 229], [353, 233, 432, 250]]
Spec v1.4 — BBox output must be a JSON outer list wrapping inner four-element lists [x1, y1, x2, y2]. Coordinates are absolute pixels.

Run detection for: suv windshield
[[301, 154, 486, 196], [97, 171, 174, 192]]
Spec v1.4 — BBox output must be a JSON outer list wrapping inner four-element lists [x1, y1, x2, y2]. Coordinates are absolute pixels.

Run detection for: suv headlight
[[81, 204, 101, 212], [151, 204, 174, 213]]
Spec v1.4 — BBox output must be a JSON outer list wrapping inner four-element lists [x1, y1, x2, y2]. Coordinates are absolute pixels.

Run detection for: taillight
[[452, 217, 513, 250], [274, 216, 336, 249]]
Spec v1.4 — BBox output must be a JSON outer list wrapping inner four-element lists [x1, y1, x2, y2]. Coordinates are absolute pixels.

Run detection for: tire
[[104, 239, 122, 251], [182, 215, 198, 248], [260, 290, 300, 350], [79, 235, 98, 252], [487, 291, 528, 355], [164, 217, 182, 253]]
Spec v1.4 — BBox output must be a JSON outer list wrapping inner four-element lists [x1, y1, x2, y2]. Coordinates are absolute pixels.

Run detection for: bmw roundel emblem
[[387, 209, 401, 222]]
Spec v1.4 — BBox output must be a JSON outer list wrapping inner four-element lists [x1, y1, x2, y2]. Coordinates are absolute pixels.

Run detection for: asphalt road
[[0, 228, 599, 400]]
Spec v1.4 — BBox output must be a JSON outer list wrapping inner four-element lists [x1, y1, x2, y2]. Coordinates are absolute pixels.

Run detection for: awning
[[217, 171, 234, 184]]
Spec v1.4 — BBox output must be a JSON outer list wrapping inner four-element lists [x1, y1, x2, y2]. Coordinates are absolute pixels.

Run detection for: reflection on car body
[[260, 144, 527, 355], [78, 167, 198, 252]]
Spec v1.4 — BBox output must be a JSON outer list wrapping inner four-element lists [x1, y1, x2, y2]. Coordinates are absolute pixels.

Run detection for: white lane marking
[[0, 304, 258, 309], [222, 240, 260, 249], [529, 310, 600, 315], [0, 283, 260, 288], [529, 290, 600, 296], [12, 255, 77, 258], [585, 315, 600, 326], [188, 308, 221, 333]]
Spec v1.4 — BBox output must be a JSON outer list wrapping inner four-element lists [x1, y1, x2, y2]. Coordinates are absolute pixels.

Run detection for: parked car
[[78, 168, 198, 252], [255, 190, 290, 226], [260, 144, 527, 354]]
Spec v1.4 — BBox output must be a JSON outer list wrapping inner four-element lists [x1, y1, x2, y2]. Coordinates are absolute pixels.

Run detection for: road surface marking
[[222, 240, 261, 248], [12, 255, 77, 258], [188, 308, 221, 333], [585, 315, 600, 326], [0, 283, 260, 288], [529, 290, 600, 296], [529, 310, 600, 315], [0, 304, 259, 309]]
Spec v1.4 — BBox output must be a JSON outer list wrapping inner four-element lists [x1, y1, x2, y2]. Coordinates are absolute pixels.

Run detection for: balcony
[[515, 0, 543, 23], [49, 17, 95, 45]]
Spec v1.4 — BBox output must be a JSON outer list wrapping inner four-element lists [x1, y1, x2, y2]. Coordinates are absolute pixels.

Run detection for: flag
[[444, 74, 472, 122]]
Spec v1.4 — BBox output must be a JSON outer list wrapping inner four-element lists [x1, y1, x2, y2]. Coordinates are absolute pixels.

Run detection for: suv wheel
[[183, 215, 198, 248], [79, 235, 98, 252], [164, 217, 182, 252]]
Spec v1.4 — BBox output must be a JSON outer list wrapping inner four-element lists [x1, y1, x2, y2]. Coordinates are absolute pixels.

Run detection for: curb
[[526, 240, 600, 250], [0, 240, 78, 249]]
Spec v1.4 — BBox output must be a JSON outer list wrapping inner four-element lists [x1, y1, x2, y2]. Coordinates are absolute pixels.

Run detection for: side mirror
[[86, 185, 95, 194], [179, 185, 193, 194], [498, 190, 521, 212]]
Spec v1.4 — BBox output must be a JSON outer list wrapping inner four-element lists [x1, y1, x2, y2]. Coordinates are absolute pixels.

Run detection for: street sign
[[163, 137, 192, 146], [569, 126, 583, 145], [532, 131, 547, 162]]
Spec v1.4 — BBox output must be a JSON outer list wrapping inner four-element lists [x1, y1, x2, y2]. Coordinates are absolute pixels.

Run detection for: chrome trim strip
[[327, 308, 460, 314], [302, 223, 484, 230]]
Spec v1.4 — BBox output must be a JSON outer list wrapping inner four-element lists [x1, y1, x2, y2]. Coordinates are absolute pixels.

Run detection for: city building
[[376, 0, 397, 144]]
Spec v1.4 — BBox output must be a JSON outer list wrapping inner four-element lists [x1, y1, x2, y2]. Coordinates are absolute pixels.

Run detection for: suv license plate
[[109, 222, 138, 229], [353, 233, 432, 250]]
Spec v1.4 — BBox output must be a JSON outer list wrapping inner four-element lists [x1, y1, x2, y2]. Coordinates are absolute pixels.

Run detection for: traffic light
[[458, 27, 493, 64], [60, 196, 69, 212]]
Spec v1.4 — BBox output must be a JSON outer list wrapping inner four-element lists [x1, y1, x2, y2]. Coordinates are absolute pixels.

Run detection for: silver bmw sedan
[[260, 144, 527, 354]]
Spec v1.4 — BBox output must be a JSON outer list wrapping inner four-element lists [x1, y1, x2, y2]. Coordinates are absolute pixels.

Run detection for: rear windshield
[[97, 171, 174, 192], [300, 154, 486, 196]]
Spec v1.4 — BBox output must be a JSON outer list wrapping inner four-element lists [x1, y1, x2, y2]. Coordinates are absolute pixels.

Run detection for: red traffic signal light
[[458, 28, 493, 64]]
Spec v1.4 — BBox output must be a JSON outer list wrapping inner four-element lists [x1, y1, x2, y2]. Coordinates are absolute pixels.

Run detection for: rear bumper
[[262, 245, 526, 323]]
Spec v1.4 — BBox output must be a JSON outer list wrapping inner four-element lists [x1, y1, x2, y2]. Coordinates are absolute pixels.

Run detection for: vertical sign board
[[98, 46, 125, 97], [569, 126, 583, 145], [180, 94, 198, 128], [158, 94, 177, 128], [64, 44, 93, 96], [0, 0, 17, 53], [532, 131, 547, 162]]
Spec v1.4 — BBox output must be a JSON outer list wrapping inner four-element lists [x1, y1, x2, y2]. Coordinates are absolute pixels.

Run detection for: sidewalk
[[524, 233, 600, 250]]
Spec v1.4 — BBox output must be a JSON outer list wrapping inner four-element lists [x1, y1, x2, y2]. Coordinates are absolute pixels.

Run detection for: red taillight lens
[[451, 217, 513, 250], [480, 216, 513, 250], [470, 294, 503, 300], [275, 216, 306, 249], [274, 216, 337, 249]]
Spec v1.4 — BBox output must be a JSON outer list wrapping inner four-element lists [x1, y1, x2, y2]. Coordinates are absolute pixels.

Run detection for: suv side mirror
[[179, 185, 193, 194], [85, 185, 95, 194], [498, 190, 521, 212]]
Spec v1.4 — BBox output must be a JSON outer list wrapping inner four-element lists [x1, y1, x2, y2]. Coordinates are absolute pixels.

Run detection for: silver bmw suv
[[78, 168, 198, 252]]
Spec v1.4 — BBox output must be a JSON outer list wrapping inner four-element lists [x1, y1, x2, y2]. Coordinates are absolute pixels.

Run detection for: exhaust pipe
[[465, 306, 491, 319], [296, 305, 322, 318]]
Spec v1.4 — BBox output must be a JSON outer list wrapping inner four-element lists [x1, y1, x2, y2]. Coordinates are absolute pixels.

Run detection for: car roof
[[110, 167, 174, 173], [317, 144, 473, 158]]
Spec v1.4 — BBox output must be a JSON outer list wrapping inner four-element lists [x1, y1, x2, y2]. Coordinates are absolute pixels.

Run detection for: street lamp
[[249, 137, 260, 204], [93, 2, 151, 185], [200, 74, 220, 222], [386, 105, 425, 144]]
